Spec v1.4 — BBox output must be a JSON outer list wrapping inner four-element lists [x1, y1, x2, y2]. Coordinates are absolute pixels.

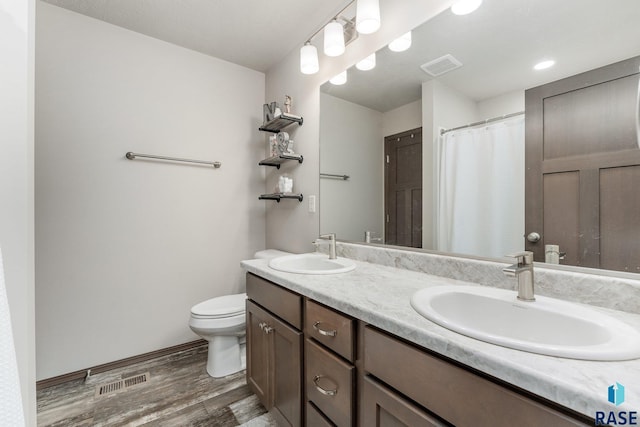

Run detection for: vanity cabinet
[[245, 273, 590, 427], [246, 274, 303, 427]]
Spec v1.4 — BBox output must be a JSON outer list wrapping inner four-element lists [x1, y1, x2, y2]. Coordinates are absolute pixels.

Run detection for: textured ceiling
[[41, 0, 349, 72], [322, 0, 640, 112]]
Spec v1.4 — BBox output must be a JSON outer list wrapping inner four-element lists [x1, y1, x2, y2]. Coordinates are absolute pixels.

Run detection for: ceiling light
[[451, 0, 482, 15], [300, 42, 319, 75], [324, 20, 345, 57], [388, 32, 412, 52], [356, 53, 376, 71], [534, 60, 555, 70], [330, 71, 347, 85], [356, 0, 381, 34]]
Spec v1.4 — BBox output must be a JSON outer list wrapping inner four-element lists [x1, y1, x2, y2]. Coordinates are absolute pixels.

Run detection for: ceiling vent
[[420, 54, 462, 77]]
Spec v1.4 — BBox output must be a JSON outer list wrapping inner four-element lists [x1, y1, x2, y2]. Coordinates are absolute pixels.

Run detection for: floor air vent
[[420, 54, 462, 77], [96, 372, 150, 397]]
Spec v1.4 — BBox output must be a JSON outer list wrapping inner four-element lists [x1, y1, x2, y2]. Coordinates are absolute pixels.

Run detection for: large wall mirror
[[320, 0, 640, 274]]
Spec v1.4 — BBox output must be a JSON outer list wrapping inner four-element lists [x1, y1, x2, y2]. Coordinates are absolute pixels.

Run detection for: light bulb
[[330, 71, 347, 85], [356, 0, 381, 34], [324, 20, 345, 57], [356, 53, 376, 71], [388, 32, 412, 52], [534, 60, 555, 70], [451, 0, 482, 15], [300, 42, 319, 75]]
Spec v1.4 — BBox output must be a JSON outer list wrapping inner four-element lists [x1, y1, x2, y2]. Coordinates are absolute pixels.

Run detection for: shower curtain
[[436, 116, 525, 258]]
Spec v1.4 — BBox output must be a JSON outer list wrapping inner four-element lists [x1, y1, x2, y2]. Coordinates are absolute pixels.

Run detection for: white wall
[[320, 93, 383, 242], [264, 0, 454, 252], [477, 90, 525, 119], [0, 0, 36, 423], [35, 3, 265, 380], [421, 80, 479, 249], [382, 99, 422, 138]]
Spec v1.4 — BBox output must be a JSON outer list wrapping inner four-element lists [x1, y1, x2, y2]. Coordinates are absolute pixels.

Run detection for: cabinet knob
[[527, 232, 541, 243], [313, 321, 337, 337], [313, 375, 338, 396]]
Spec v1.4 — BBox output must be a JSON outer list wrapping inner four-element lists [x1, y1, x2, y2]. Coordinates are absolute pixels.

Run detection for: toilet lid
[[191, 293, 246, 318]]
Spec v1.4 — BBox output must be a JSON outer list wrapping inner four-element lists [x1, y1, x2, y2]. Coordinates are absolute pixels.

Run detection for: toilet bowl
[[189, 293, 246, 378], [189, 249, 290, 378]]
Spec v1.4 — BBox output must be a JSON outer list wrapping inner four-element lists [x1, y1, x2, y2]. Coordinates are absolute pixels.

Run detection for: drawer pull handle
[[313, 321, 337, 337], [263, 325, 274, 334], [313, 375, 338, 396]]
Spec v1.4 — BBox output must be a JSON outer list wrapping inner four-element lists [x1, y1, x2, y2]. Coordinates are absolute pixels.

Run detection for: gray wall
[[35, 3, 266, 380]]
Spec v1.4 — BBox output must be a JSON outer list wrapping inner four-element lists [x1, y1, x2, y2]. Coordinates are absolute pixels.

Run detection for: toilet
[[188, 249, 290, 378]]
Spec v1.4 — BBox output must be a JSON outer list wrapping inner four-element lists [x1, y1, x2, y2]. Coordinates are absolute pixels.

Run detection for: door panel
[[271, 315, 303, 427], [600, 166, 640, 272], [542, 172, 580, 266], [385, 128, 423, 248]]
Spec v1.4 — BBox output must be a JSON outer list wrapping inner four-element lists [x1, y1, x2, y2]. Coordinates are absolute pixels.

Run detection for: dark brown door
[[525, 56, 640, 272], [385, 128, 423, 248]]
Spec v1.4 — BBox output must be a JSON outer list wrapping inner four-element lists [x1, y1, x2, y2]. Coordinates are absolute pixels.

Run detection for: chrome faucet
[[502, 251, 535, 301], [318, 233, 337, 260]]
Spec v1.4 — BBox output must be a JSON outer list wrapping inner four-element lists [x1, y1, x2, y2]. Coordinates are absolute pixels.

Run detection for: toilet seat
[[191, 293, 246, 319]]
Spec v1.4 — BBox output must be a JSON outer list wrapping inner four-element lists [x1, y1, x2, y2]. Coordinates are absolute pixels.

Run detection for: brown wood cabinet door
[[246, 300, 272, 409], [361, 376, 448, 427], [270, 313, 303, 427], [525, 55, 640, 272], [385, 128, 423, 248]]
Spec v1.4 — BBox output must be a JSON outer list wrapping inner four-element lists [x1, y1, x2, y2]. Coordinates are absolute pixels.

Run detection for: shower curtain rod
[[440, 111, 525, 135]]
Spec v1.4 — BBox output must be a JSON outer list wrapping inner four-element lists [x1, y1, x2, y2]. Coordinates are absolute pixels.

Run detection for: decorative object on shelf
[[278, 174, 294, 193], [259, 102, 303, 133], [277, 131, 290, 155], [269, 134, 278, 157], [284, 95, 292, 114]]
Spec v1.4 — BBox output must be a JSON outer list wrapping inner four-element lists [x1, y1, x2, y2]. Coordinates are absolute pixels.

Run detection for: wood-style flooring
[[37, 344, 276, 426]]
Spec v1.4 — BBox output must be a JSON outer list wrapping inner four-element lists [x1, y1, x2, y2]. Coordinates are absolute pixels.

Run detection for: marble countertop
[[241, 256, 640, 419]]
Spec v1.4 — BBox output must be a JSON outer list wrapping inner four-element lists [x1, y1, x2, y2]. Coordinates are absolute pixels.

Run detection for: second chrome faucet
[[502, 251, 535, 301], [318, 233, 337, 260]]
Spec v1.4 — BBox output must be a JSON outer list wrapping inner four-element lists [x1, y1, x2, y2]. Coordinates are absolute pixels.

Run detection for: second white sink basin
[[410, 285, 640, 361], [269, 253, 356, 275]]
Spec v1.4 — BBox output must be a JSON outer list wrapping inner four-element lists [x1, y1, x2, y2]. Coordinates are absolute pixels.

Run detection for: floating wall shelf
[[259, 154, 304, 169], [259, 193, 304, 203], [259, 113, 304, 133]]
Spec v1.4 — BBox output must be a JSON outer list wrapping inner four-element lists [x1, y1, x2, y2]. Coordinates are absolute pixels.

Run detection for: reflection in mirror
[[320, 0, 640, 273]]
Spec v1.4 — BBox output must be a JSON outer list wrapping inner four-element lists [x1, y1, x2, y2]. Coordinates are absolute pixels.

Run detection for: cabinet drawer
[[306, 401, 336, 427], [305, 339, 354, 427], [246, 273, 302, 329], [305, 299, 354, 362], [364, 327, 588, 427]]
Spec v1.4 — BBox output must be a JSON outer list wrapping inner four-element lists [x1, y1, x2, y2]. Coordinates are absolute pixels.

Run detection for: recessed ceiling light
[[451, 0, 482, 15], [330, 70, 347, 85], [534, 60, 555, 70]]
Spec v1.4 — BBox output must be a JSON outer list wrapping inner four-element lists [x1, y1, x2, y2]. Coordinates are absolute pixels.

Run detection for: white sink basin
[[410, 285, 640, 361], [268, 253, 356, 275]]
